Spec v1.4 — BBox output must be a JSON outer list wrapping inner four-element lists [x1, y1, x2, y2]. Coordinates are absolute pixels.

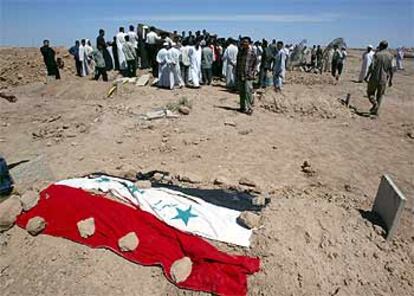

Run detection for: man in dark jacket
[[40, 40, 60, 80]]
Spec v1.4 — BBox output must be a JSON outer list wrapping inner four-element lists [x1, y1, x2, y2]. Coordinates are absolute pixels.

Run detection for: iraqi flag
[[56, 175, 253, 247], [16, 184, 260, 296]]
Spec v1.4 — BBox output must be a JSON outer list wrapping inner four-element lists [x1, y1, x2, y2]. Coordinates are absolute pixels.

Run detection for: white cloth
[[358, 50, 375, 81], [116, 32, 127, 70], [56, 176, 253, 247], [188, 46, 202, 87], [157, 48, 174, 89], [169, 47, 184, 87], [128, 31, 139, 49], [222, 44, 238, 88]]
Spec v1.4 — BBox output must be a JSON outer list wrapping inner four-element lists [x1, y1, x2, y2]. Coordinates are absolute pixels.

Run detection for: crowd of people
[[39, 24, 406, 116]]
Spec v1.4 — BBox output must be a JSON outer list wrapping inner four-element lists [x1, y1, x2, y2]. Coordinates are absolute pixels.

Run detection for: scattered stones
[[213, 177, 229, 186], [122, 169, 136, 181], [224, 120, 236, 127], [178, 173, 202, 184], [0, 91, 17, 103], [135, 180, 152, 189], [301, 160, 316, 176], [252, 195, 266, 206], [17, 73, 23, 80], [26, 216, 46, 236], [238, 129, 253, 135], [178, 106, 190, 115], [77, 217, 95, 238], [20, 190, 39, 211], [237, 211, 261, 229], [136, 74, 150, 86], [118, 232, 139, 252], [170, 257, 193, 283], [0, 195, 22, 232], [152, 173, 164, 182], [239, 177, 257, 188]]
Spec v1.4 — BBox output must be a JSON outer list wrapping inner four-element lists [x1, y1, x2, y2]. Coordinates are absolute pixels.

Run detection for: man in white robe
[[116, 27, 127, 72], [273, 41, 287, 92], [358, 45, 375, 82], [169, 43, 184, 88], [128, 25, 139, 63], [222, 39, 238, 89], [156, 42, 174, 89], [188, 40, 202, 88], [78, 39, 89, 77], [396, 47, 405, 70]]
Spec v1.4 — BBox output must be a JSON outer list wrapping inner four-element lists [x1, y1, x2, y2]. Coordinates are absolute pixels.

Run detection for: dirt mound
[[0, 47, 73, 90], [258, 88, 350, 119], [286, 71, 336, 86]]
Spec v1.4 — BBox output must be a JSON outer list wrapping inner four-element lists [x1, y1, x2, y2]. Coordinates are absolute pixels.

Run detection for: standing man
[[201, 40, 213, 85], [259, 40, 273, 88], [222, 38, 238, 90], [69, 40, 81, 76], [146, 27, 161, 77], [92, 43, 108, 81], [128, 25, 139, 65], [40, 40, 60, 80], [156, 42, 174, 89], [331, 44, 346, 80], [358, 45, 374, 82], [123, 35, 137, 77], [169, 42, 184, 88], [316, 45, 324, 73], [97, 29, 113, 71], [188, 39, 202, 88], [396, 47, 405, 70], [180, 39, 191, 86], [273, 41, 287, 92], [236, 37, 257, 115], [78, 39, 89, 77], [365, 40, 394, 116], [116, 27, 128, 75]]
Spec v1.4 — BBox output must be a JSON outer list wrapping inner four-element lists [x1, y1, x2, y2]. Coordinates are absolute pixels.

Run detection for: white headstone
[[372, 175, 406, 240]]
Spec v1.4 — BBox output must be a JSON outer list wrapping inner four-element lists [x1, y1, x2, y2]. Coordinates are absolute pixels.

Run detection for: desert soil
[[0, 47, 413, 296]]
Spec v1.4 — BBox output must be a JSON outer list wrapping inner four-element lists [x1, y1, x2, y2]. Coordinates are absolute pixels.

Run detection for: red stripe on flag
[[16, 185, 260, 296]]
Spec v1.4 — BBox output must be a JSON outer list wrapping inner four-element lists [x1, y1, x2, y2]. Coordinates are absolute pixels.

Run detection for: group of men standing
[[40, 23, 405, 117]]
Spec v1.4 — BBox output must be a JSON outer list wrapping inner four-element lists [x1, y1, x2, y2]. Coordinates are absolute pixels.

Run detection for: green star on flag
[[172, 206, 198, 226]]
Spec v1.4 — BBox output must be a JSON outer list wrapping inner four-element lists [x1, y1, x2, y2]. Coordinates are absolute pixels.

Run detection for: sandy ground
[[0, 47, 413, 296]]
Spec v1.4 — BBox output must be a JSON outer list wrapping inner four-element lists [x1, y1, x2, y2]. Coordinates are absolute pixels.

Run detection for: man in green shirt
[[123, 35, 137, 77], [365, 40, 394, 116]]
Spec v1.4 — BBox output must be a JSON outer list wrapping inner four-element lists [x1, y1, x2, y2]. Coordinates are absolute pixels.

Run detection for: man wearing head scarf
[[236, 37, 257, 115], [156, 42, 174, 89], [365, 40, 394, 116], [40, 40, 60, 80], [222, 38, 238, 90], [358, 45, 375, 82], [116, 27, 128, 74]]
